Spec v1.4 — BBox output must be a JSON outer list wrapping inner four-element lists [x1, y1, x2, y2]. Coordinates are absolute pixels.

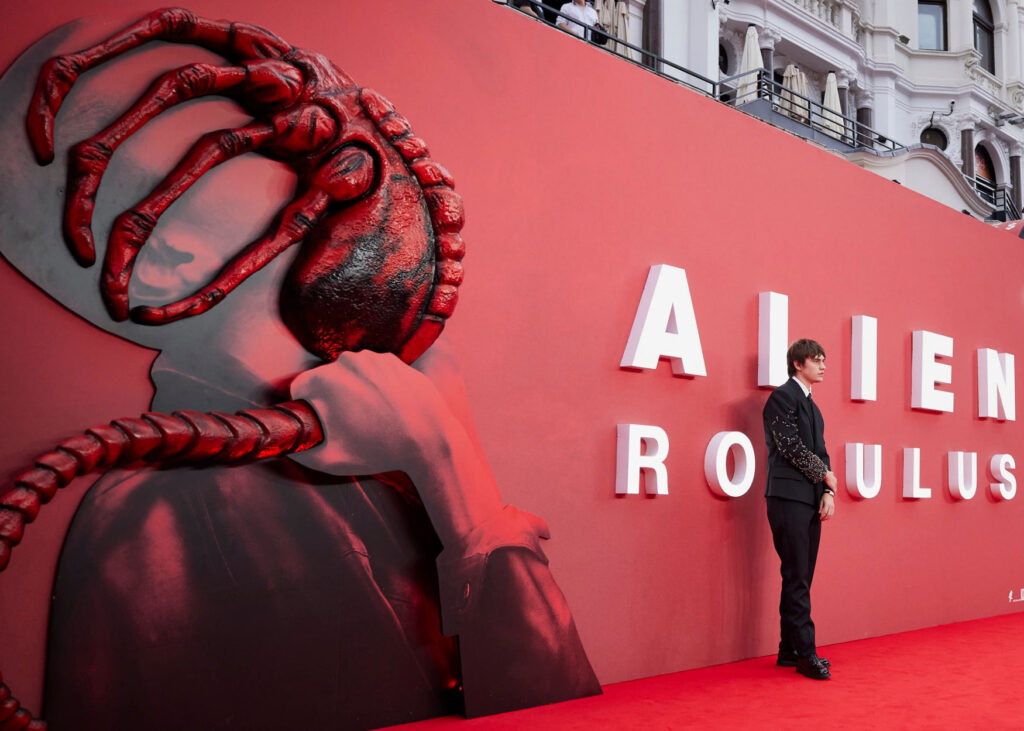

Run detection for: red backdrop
[[2, 0, 1022, 712]]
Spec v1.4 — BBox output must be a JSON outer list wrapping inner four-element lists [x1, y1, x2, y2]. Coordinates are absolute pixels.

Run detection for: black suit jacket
[[763, 377, 831, 506]]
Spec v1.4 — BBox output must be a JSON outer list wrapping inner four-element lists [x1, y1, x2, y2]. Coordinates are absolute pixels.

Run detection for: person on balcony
[[513, 0, 546, 19], [557, 0, 599, 39]]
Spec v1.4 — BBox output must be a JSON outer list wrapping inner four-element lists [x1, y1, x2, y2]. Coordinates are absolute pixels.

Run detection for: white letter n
[[978, 348, 1015, 421]]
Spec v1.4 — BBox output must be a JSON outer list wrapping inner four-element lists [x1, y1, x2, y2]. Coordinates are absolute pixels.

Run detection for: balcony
[[719, 68, 900, 154], [498, 0, 1019, 221], [978, 178, 1022, 222]]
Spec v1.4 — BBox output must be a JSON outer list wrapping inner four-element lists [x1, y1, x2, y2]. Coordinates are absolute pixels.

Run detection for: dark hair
[[787, 339, 825, 377]]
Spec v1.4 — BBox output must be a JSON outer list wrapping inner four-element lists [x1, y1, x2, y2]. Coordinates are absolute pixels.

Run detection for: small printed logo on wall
[[1010, 589, 1024, 603]]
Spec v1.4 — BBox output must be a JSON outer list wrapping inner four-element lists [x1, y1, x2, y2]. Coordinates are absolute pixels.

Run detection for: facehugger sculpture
[[1, 8, 466, 728]]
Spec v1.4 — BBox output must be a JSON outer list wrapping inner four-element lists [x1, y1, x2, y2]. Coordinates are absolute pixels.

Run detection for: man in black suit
[[763, 339, 837, 680]]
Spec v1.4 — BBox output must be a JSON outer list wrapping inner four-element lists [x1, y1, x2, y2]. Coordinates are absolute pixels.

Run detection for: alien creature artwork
[[0, 8, 599, 730]]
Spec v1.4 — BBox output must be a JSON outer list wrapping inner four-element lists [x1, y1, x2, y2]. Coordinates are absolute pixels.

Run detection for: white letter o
[[705, 431, 756, 498]]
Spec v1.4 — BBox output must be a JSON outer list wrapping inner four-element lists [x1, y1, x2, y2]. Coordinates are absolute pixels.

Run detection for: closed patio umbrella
[[595, 0, 615, 37], [792, 67, 811, 123], [822, 71, 845, 139], [736, 26, 764, 105], [779, 64, 800, 119], [613, 1, 634, 61], [794, 69, 811, 119]]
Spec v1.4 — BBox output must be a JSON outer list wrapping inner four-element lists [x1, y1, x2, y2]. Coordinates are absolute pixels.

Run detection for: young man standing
[[762, 339, 837, 680]]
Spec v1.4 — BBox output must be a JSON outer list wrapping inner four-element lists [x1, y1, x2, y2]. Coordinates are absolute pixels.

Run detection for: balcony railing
[[972, 177, 1020, 220], [975, 175, 996, 204], [717, 68, 904, 154], [502, 1, 720, 95], [989, 182, 1021, 221], [498, 0, 1020, 220], [500, 1, 899, 152]]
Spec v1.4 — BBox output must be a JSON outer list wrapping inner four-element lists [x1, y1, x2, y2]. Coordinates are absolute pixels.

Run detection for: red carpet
[[388, 612, 1024, 729]]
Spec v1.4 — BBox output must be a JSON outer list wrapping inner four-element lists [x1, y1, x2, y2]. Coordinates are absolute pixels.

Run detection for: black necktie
[[807, 392, 818, 444]]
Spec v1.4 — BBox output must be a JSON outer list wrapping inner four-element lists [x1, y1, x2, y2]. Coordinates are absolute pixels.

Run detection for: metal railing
[[974, 175, 996, 205], [502, 1, 722, 95], [717, 68, 904, 153], [500, 1, 899, 151], [991, 183, 1021, 221], [973, 177, 1019, 221], [497, 0, 1021, 219]]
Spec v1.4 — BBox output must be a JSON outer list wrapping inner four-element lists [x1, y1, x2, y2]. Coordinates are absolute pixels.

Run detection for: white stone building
[[504, 0, 1024, 218], [650, 0, 1024, 218]]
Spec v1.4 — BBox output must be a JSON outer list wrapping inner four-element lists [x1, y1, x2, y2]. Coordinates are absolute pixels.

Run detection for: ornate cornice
[[759, 27, 782, 48], [1008, 81, 1024, 109], [836, 69, 856, 87]]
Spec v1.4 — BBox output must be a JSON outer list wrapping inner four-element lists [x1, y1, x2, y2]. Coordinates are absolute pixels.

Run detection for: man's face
[[118, 101, 296, 308], [794, 354, 826, 384]]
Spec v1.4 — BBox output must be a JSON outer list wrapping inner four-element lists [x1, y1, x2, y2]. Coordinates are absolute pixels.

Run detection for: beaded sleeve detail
[[768, 405, 828, 485]]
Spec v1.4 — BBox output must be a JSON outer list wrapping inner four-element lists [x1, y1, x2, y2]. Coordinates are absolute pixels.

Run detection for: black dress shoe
[[777, 649, 829, 668], [795, 655, 831, 680]]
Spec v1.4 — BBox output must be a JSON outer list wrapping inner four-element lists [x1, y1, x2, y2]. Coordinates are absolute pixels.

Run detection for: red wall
[[2, 0, 1023, 710]]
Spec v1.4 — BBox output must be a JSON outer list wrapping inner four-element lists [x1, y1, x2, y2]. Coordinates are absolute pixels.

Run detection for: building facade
[[649, 0, 1024, 218]]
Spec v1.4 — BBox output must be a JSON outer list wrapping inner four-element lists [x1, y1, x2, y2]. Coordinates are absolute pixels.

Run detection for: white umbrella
[[798, 70, 812, 123], [779, 63, 799, 118], [736, 26, 764, 105], [822, 71, 844, 139], [782, 66, 811, 123], [613, 1, 633, 61], [595, 0, 615, 36]]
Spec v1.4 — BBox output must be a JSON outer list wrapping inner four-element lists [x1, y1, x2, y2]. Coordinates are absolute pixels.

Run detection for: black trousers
[[766, 496, 821, 658]]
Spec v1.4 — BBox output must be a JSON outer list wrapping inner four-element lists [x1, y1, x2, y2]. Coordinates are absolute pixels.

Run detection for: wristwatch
[[823, 488, 835, 496]]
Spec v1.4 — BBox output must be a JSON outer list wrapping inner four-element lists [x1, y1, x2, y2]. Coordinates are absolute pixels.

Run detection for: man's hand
[[824, 470, 838, 492], [819, 471, 837, 520], [289, 348, 449, 476], [288, 336, 503, 545], [819, 492, 835, 521]]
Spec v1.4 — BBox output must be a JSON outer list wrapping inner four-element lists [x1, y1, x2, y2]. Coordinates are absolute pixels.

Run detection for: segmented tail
[[0, 400, 324, 729]]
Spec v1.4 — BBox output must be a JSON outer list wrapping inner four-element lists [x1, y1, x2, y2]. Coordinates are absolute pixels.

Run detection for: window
[[975, 144, 996, 203], [920, 127, 948, 150], [975, 145, 995, 181], [974, 0, 995, 74], [918, 1, 946, 51], [719, 44, 729, 74]]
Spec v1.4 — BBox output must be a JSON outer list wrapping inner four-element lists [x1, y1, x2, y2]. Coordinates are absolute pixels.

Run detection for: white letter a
[[621, 264, 706, 376]]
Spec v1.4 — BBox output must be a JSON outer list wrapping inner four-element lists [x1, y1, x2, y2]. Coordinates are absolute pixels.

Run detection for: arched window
[[719, 44, 729, 74], [975, 144, 997, 203], [974, 0, 995, 74], [918, 1, 947, 50]]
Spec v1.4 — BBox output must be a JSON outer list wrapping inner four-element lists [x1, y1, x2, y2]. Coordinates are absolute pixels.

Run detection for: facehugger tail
[[0, 399, 324, 729]]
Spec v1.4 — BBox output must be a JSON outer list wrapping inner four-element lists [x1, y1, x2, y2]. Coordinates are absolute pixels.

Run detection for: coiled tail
[[0, 400, 324, 729]]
